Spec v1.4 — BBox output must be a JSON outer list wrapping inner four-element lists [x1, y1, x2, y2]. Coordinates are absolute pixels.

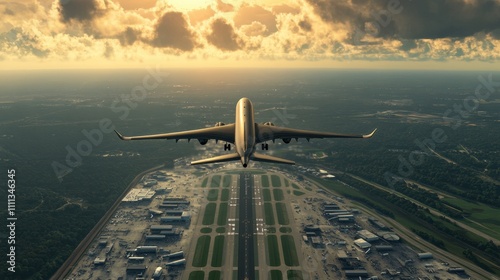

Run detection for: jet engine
[[282, 138, 291, 144], [198, 139, 208, 145]]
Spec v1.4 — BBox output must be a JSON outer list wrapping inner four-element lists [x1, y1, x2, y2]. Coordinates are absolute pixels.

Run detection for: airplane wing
[[114, 124, 235, 143], [255, 124, 376, 144]]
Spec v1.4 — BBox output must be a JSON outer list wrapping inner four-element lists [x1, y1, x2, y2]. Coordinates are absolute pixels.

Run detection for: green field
[[270, 270, 283, 280], [189, 271, 205, 280], [284, 179, 290, 187], [192, 235, 211, 267], [293, 190, 305, 196], [276, 203, 290, 225], [266, 235, 281, 266], [263, 189, 271, 202], [201, 177, 208, 188], [273, 189, 284, 201], [287, 270, 303, 280], [442, 197, 500, 240], [223, 175, 232, 188], [271, 175, 282, 187], [217, 203, 228, 226], [279, 227, 292, 233], [207, 189, 219, 201], [208, 271, 221, 280], [291, 183, 300, 190], [264, 202, 275, 225], [216, 227, 226, 233], [200, 227, 212, 233], [281, 235, 300, 266], [203, 203, 217, 225], [220, 189, 229, 201], [262, 175, 270, 187], [211, 236, 225, 267], [211, 175, 221, 188]]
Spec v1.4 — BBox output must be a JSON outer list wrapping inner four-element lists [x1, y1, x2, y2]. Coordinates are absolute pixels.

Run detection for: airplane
[[114, 97, 376, 167]]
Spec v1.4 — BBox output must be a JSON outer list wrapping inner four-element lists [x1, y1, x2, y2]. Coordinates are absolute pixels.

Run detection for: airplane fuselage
[[235, 98, 256, 167]]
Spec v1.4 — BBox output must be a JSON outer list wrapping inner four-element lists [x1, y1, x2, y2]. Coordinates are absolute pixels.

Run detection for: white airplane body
[[115, 98, 376, 167]]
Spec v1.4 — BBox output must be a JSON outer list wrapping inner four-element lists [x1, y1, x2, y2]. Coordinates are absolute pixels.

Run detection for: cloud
[[116, 27, 140, 46], [216, 0, 234, 12], [188, 6, 215, 26], [152, 11, 197, 51], [207, 18, 241, 51], [234, 5, 277, 36], [58, 0, 106, 22], [306, 0, 500, 40]]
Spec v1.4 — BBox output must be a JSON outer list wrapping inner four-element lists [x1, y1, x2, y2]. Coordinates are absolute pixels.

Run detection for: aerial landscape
[[0, 1, 499, 280]]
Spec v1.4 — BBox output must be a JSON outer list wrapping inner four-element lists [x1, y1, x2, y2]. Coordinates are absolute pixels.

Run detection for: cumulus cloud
[[58, 0, 106, 22], [306, 0, 500, 40], [0, 0, 498, 65], [188, 6, 215, 26], [207, 18, 241, 51], [234, 5, 277, 36], [216, 0, 234, 12], [152, 12, 197, 51]]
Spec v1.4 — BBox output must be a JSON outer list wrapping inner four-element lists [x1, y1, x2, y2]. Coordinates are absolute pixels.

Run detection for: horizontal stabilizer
[[191, 153, 240, 165], [252, 153, 295, 165]]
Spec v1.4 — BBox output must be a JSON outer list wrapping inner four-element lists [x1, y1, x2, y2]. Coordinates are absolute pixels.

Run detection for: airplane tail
[[252, 153, 295, 165], [191, 153, 240, 165]]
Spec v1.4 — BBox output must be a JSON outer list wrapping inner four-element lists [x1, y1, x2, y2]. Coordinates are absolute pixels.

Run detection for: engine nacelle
[[282, 138, 291, 144], [214, 122, 226, 127], [198, 139, 208, 145], [263, 122, 275, 126]]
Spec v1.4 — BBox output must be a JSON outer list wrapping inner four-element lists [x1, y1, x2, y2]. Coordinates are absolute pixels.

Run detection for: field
[[222, 175, 232, 188], [201, 177, 208, 188], [202, 203, 217, 225], [217, 203, 228, 226], [442, 197, 500, 240], [188, 271, 204, 280], [220, 189, 229, 201], [262, 189, 271, 201], [264, 202, 275, 225], [276, 203, 290, 225], [287, 270, 304, 280], [208, 271, 221, 280], [207, 189, 218, 201], [210, 175, 221, 188], [271, 175, 282, 187], [266, 235, 281, 266], [270, 270, 283, 280], [192, 235, 211, 267], [281, 235, 299, 266], [261, 175, 270, 188], [211, 236, 225, 267], [273, 189, 284, 201]]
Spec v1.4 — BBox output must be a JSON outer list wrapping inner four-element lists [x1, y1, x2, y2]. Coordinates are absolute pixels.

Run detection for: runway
[[237, 172, 255, 280]]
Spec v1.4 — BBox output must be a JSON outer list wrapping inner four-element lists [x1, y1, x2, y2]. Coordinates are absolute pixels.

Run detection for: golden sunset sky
[[1, 0, 499, 70]]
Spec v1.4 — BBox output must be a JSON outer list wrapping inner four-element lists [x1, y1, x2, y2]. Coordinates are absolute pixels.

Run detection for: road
[[347, 173, 500, 246], [237, 172, 255, 280]]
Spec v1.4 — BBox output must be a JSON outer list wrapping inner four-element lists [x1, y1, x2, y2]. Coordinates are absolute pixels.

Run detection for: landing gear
[[261, 143, 269, 150], [224, 143, 231, 151]]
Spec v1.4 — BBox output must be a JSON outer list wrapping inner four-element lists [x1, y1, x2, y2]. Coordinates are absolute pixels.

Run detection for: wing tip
[[114, 129, 128, 140], [363, 128, 377, 138]]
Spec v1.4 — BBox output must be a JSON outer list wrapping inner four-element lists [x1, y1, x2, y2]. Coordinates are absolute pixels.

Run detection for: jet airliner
[[114, 98, 376, 167]]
